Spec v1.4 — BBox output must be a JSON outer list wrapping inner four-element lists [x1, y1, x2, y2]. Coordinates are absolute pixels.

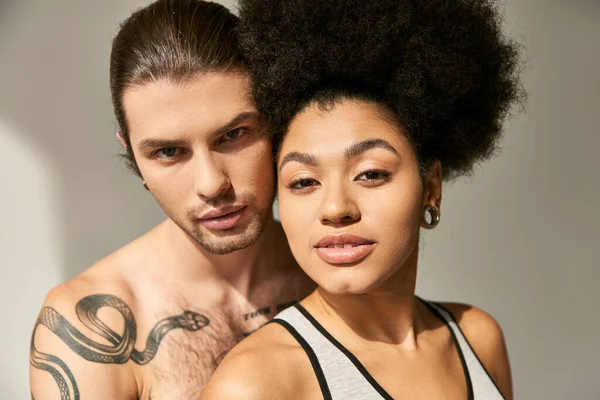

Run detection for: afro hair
[[237, 0, 524, 179]]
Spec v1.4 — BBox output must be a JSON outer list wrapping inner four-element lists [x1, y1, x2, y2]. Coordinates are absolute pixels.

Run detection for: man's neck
[[148, 218, 288, 297]]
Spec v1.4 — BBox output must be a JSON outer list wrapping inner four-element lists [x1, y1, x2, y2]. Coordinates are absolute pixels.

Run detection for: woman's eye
[[356, 169, 391, 182], [288, 178, 319, 191], [156, 147, 179, 158]]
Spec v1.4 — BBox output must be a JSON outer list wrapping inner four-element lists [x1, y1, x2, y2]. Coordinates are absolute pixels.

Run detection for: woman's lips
[[314, 233, 375, 265]]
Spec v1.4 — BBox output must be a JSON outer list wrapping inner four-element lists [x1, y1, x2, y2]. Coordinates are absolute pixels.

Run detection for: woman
[[201, 0, 523, 398]]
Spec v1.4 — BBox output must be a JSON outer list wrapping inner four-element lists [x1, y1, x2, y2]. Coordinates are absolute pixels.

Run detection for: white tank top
[[272, 300, 505, 400]]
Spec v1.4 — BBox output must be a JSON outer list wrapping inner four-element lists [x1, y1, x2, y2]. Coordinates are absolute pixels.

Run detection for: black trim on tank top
[[294, 303, 395, 400], [428, 302, 507, 400], [269, 319, 333, 400], [420, 299, 474, 400]]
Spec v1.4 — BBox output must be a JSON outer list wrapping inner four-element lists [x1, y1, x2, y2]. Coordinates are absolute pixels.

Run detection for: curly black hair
[[237, 0, 524, 179]]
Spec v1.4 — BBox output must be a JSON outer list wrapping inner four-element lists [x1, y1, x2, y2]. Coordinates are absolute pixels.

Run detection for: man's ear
[[116, 131, 128, 149]]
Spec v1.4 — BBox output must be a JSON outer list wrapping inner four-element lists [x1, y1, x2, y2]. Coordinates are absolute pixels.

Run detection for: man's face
[[122, 71, 275, 254]]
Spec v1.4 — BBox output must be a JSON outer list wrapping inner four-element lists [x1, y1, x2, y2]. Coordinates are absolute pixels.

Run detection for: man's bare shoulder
[[43, 220, 167, 305], [31, 276, 139, 399], [438, 301, 513, 400], [201, 322, 315, 400], [45, 263, 130, 305], [37, 235, 146, 327], [30, 226, 164, 399]]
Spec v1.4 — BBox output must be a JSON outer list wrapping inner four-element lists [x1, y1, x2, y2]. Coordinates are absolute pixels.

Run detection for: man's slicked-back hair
[[110, 0, 244, 177]]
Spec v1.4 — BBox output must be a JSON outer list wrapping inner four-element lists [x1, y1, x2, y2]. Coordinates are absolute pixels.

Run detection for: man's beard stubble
[[162, 191, 273, 255]]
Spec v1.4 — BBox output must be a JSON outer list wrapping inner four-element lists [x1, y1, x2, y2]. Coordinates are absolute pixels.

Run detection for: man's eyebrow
[[137, 111, 258, 151], [138, 138, 186, 151], [279, 152, 318, 172], [344, 139, 399, 160], [210, 111, 258, 138]]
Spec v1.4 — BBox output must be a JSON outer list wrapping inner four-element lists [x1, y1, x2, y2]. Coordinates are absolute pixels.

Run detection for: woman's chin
[[305, 257, 400, 296], [317, 278, 378, 297]]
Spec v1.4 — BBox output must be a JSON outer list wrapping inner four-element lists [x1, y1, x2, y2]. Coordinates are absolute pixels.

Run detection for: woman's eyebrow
[[344, 139, 399, 160], [279, 152, 318, 172], [279, 139, 400, 171]]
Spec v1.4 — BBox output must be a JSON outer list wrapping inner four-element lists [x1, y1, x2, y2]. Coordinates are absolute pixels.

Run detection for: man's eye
[[156, 147, 179, 158], [222, 128, 247, 142]]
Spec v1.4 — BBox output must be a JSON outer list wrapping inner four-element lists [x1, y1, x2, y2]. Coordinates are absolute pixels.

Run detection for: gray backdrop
[[1, 0, 598, 398]]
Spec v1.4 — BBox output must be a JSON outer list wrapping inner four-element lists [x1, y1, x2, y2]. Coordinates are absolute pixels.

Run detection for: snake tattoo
[[30, 294, 210, 400]]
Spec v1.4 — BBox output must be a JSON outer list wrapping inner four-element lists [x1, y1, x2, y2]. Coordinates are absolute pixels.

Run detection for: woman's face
[[277, 98, 437, 295]]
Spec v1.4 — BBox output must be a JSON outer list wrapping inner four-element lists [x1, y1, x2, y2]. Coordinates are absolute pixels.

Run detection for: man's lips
[[198, 205, 245, 220], [197, 205, 246, 230], [314, 233, 375, 265]]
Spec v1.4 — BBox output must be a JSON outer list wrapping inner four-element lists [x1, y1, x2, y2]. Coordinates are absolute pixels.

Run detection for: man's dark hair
[[110, 0, 243, 177], [238, 0, 525, 180]]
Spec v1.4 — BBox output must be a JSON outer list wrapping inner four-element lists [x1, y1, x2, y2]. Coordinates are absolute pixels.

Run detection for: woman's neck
[[302, 250, 424, 347]]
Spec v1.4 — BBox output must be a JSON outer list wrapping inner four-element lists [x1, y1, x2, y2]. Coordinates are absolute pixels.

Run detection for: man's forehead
[[123, 71, 252, 107], [123, 72, 257, 139]]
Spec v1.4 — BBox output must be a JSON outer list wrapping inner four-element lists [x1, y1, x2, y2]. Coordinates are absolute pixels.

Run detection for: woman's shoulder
[[200, 322, 312, 400], [435, 301, 513, 400], [434, 301, 506, 359]]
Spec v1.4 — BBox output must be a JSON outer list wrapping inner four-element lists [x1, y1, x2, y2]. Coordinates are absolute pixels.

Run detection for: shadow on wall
[[0, 119, 64, 399], [0, 1, 159, 396], [0, 0, 164, 285]]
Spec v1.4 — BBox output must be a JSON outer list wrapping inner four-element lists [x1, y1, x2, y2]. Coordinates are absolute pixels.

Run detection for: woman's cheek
[[279, 193, 313, 253]]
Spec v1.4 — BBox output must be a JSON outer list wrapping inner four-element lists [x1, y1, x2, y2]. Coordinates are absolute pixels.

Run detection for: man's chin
[[190, 221, 265, 255], [194, 233, 257, 255], [203, 225, 247, 237]]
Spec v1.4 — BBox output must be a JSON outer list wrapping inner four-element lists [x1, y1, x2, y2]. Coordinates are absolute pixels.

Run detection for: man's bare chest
[[31, 288, 299, 400], [136, 301, 297, 399]]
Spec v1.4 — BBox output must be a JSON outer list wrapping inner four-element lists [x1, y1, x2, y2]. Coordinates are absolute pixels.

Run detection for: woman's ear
[[422, 160, 442, 210], [419, 160, 442, 229]]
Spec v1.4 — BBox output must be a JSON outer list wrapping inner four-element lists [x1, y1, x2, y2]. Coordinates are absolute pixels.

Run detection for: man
[[29, 1, 314, 398]]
